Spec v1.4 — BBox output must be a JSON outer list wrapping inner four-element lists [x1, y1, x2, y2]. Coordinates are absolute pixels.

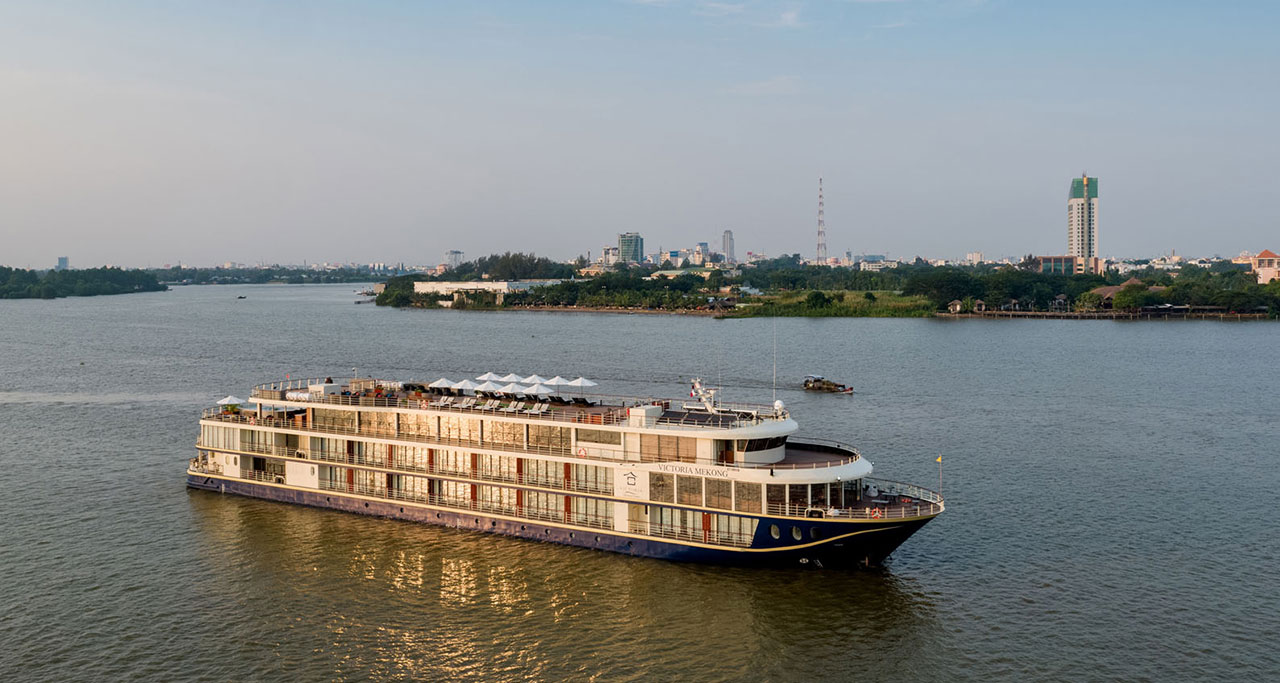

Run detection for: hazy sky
[[1, 1, 1276, 268]]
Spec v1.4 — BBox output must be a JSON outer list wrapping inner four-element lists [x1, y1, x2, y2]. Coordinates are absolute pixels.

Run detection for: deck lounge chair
[[523, 403, 549, 415], [428, 396, 454, 408], [479, 399, 501, 411], [499, 401, 525, 414], [456, 397, 477, 409]]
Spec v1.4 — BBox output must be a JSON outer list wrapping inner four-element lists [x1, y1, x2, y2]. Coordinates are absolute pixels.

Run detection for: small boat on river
[[803, 375, 853, 394]]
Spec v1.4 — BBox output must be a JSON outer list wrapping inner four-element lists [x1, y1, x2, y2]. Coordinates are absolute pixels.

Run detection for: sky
[[1, 0, 1277, 269]]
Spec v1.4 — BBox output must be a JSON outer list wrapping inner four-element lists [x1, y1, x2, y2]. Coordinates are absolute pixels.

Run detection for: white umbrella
[[497, 382, 530, 394], [475, 372, 503, 381], [474, 380, 503, 393], [524, 383, 554, 396], [498, 373, 524, 383], [428, 377, 454, 388], [544, 376, 572, 386], [567, 377, 598, 388], [217, 395, 246, 405], [452, 379, 480, 392], [522, 374, 549, 385]]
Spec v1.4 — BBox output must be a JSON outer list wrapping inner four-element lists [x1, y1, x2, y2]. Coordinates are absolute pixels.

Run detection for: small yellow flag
[[936, 456, 943, 463]]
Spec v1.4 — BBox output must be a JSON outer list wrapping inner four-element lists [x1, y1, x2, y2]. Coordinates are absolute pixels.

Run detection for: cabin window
[[788, 484, 809, 509], [525, 459, 565, 488], [705, 478, 732, 510], [639, 434, 696, 462], [576, 428, 621, 445], [485, 420, 524, 446], [734, 482, 762, 513], [571, 497, 614, 526], [529, 425, 570, 451], [810, 483, 828, 508], [677, 475, 704, 506], [401, 413, 438, 439], [524, 491, 565, 520], [440, 416, 480, 442], [572, 464, 613, 494], [791, 526, 802, 541], [769, 524, 781, 539], [735, 436, 788, 452], [649, 473, 674, 503], [766, 484, 786, 513]]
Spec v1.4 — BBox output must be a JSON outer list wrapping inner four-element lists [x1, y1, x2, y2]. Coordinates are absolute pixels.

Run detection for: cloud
[[754, 9, 803, 28], [693, 2, 745, 16], [721, 75, 803, 96]]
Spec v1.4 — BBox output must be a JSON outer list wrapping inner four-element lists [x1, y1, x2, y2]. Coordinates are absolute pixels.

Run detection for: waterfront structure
[[618, 233, 644, 264], [722, 230, 735, 264], [188, 376, 943, 568], [1251, 250, 1279, 284], [413, 280, 565, 306], [1068, 175, 1099, 271]]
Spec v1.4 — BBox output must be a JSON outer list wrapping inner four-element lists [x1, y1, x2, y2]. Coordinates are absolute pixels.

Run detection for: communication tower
[[816, 178, 827, 263]]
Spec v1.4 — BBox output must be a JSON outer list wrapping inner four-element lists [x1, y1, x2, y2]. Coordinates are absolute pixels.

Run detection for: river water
[[1, 284, 1276, 681]]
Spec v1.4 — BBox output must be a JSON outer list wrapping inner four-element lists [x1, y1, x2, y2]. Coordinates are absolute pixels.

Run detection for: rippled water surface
[[1, 284, 1277, 681]]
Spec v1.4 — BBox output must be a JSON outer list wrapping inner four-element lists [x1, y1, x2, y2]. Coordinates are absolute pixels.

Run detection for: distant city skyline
[[2, 1, 1277, 268]]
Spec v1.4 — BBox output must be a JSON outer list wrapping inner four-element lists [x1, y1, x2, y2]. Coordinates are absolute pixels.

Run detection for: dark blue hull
[[187, 473, 936, 569]]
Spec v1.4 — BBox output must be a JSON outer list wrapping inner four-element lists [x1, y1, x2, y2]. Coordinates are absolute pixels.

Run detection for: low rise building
[[1252, 249, 1279, 284], [413, 280, 566, 305]]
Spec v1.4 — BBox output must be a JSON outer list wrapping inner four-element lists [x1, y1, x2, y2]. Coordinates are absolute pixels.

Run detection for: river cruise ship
[[187, 375, 943, 568]]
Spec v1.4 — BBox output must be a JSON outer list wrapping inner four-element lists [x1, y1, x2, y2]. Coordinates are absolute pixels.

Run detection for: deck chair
[[456, 397, 476, 409], [428, 395, 453, 408], [499, 401, 525, 414]]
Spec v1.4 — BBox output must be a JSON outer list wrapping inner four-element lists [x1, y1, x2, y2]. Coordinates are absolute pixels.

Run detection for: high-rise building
[[1068, 175, 1098, 265], [55, 256, 69, 271], [444, 250, 464, 269], [618, 232, 644, 263], [722, 230, 735, 263]]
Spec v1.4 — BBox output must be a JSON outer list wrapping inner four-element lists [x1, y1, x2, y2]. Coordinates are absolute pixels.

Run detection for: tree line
[[0, 267, 167, 299]]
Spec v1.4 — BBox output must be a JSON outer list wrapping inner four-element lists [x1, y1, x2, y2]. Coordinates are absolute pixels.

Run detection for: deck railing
[[314, 479, 615, 533], [201, 411, 863, 472], [209, 440, 616, 496], [247, 377, 787, 427]]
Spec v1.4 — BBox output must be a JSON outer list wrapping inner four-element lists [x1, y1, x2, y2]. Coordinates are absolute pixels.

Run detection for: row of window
[[649, 473, 863, 512]]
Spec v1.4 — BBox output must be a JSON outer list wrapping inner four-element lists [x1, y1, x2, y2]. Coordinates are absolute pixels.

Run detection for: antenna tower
[[816, 177, 827, 262]]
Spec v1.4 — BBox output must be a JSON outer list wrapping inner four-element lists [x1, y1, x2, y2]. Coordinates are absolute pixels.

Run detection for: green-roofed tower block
[[1070, 176, 1099, 199]]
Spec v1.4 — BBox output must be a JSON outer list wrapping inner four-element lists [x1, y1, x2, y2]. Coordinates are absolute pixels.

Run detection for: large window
[[314, 408, 356, 431], [734, 481, 762, 513], [485, 420, 524, 447], [524, 459, 564, 488], [649, 472, 674, 503], [477, 484, 516, 514], [529, 425, 570, 451], [766, 484, 786, 512], [576, 428, 622, 445], [477, 454, 517, 482], [788, 484, 809, 509], [639, 434, 697, 462], [677, 475, 703, 506], [571, 464, 613, 494], [735, 436, 787, 452], [401, 413, 439, 439], [525, 490, 565, 521], [570, 497, 613, 527], [705, 478, 732, 510], [441, 416, 480, 442]]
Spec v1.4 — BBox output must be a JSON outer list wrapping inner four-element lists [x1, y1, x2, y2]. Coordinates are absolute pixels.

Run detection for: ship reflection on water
[[188, 490, 941, 679]]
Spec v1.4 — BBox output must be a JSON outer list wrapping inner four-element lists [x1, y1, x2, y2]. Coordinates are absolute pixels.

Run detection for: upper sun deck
[[248, 377, 790, 433]]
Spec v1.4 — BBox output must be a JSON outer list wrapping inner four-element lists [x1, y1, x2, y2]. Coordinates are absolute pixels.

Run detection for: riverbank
[[940, 310, 1274, 321]]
